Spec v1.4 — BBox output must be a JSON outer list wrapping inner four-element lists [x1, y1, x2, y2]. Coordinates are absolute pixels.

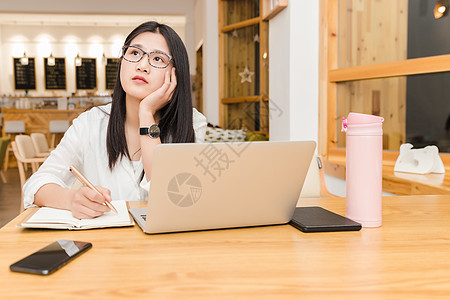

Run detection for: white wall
[[268, 8, 291, 141], [269, 1, 319, 144], [0, 18, 187, 96], [0, 0, 221, 124], [202, 0, 219, 125], [1, 24, 132, 96], [193, 0, 219, 125], [0, 0, 196, 96], [0, 1, 196, 72]]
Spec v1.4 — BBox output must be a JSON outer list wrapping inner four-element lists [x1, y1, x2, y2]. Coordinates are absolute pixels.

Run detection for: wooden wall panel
[[337, 77, 406, 150], [224, 25, 258, 98], [336, 0, 408, 151], [339, 0, 408, 68], [226, 102, 258, 130], [222, 0, 258, 26], [219, 0, 268, 134]]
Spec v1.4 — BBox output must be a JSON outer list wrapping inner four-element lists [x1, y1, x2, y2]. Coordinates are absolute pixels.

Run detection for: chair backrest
[[15, 135, 37, 159], [11, 139, 47, 212], [4, 120, 25, 134], [30, 133, 49, 153], [0, 137, 11, 167], [49, 120, 70, 133]]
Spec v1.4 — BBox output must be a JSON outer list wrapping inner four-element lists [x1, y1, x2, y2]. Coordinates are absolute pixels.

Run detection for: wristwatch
[[139, 124, 161, 138]]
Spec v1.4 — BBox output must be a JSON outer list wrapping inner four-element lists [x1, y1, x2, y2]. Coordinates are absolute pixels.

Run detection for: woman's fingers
[[163, 68, 176, 95], [150, 70, 172, 101], [95, 185, 112, 202], [159, 68, 177, 103], [140, 67, 178, 114], [167, 68, 177, 98], [80, 187, 107, 204], [71, 186, 111, 219], [72, 204, 104, 219]]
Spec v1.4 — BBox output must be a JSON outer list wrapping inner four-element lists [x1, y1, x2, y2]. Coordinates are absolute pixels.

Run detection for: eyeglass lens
[[123, 46, 171, 68]]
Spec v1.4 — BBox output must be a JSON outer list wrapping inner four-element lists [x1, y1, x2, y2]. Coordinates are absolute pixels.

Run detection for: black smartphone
[[10, 240, 92, 275], [289, 206, 362, 233]]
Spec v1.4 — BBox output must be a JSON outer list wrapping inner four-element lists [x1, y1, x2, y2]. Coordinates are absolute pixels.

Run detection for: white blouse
[[23, 104, 207, 209]]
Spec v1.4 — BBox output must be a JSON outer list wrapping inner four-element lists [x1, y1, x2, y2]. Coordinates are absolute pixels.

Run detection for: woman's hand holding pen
[[139, 67, 177, 116], [70, 186, 112, 219]]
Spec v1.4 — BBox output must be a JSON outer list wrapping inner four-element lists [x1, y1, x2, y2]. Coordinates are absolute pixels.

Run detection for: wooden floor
[[0, 168, 22, 228]]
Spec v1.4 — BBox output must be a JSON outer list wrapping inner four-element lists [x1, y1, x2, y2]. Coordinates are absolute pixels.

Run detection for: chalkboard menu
[[76, 58, 97, 90], [105, 58, 120, 90], [13, 58, 36, 90], [44, 58, 66, 90]]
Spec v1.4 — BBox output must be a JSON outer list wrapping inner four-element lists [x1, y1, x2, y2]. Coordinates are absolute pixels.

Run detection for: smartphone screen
[[10, 240, 92, 275]]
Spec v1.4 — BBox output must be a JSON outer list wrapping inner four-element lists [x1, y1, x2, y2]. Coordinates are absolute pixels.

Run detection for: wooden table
[[382, 165, 450, 195], [1, 196, 450, 299]]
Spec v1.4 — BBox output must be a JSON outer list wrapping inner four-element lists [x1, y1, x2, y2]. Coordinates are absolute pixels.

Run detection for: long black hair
[[107, 21, 195, 169]]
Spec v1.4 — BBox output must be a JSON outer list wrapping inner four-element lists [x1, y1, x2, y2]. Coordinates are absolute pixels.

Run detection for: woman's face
[[120, 31, 173, 101]]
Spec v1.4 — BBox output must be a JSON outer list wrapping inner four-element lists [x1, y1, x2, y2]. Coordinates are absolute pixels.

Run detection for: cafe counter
[[1, 108, 85, 142]]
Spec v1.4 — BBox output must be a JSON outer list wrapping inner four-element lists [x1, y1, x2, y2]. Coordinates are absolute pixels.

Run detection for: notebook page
[[79, 200, 131, 228], [26, 207, 79, 226]]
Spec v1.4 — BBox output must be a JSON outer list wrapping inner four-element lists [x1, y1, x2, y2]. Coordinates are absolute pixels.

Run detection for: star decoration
[[239, 66, 254, 83], [253, 33, 260, 43], [232, 29, 239, 38]]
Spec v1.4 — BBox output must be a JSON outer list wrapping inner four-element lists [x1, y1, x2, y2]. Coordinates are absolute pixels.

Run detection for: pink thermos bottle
[[342, 112, 384, 228]]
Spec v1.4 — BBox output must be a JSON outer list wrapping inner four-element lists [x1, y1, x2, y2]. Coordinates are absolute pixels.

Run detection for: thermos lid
[[342, 112, 384, 136]]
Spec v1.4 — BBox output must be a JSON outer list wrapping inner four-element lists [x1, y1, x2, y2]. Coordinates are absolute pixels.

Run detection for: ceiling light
[[20, 52, 29, 65], [75, 53, 82, 66], [101, 52, 107, 65], [47, 52, 55, 66], [434, 0, 449, 19]]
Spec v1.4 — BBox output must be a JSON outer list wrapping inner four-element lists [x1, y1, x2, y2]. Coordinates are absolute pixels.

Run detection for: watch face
[[149, 124, 160, 138]]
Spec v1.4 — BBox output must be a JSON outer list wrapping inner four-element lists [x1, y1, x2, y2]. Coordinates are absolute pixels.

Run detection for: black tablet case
[[289, 206, 362, 232]]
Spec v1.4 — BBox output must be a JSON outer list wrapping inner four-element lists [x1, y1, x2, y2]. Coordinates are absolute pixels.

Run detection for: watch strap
[[139, 127, 149, 135]]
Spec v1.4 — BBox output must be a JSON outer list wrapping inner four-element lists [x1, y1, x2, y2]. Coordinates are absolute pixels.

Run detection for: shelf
[[219, 0, 269, 135], [221, 17, 261, 33], [221, 95, 262, 104]]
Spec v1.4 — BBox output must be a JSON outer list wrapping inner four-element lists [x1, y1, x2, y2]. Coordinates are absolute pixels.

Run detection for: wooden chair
[[49, 120, 69, 148], [3, 120, 25, 172], [0, 137, 11, 183], [299, 155, 334, 199], [30, 133, 51, 157], [11, 136, 47, 212]]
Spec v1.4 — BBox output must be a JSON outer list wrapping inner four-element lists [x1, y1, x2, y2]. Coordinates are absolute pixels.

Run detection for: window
[[321, 0, 450, 165]]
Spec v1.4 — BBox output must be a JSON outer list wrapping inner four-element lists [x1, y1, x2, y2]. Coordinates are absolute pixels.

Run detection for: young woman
[[23, 21, 207, 219]]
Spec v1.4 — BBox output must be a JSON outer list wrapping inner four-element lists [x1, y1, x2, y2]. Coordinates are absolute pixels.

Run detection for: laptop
[[129, 140, 316, 234]]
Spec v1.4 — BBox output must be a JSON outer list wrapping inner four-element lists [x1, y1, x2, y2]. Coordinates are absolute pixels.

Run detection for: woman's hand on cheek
[[140, 67, 177, 116]]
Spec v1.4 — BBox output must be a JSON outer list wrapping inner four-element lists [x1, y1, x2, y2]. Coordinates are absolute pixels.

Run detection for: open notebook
[[19, 200, 134, 230]]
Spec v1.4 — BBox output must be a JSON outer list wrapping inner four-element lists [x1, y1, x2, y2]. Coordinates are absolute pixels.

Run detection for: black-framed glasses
[[122, 45, 173, 69]]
